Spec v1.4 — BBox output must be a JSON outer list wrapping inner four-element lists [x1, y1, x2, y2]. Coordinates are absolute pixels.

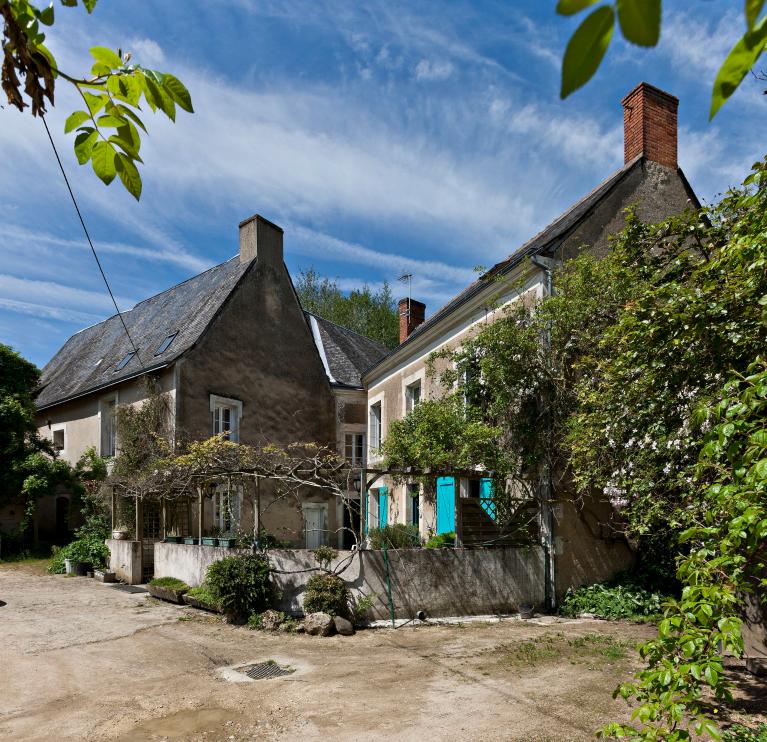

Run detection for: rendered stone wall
[[106, 539, 142, 585]]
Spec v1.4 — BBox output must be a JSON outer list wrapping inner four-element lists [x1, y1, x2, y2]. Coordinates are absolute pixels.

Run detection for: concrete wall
[[107, 539, 142, 584], [152, 542, 545, 619]]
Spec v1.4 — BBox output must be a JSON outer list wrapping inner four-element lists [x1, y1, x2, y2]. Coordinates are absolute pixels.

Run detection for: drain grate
[[239, 662, 294, 681]]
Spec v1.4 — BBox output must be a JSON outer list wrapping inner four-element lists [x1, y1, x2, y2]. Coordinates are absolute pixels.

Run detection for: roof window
[[155, 332, 178, 356], [115, 351, 136, 371]]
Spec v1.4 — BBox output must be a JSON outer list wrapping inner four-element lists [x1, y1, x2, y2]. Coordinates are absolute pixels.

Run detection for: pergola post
[[135, 498, 142, 542], [110, 486, 116, 531], [454, 480, 463, 548], [197, 487, 203, 542], [161, 498, 167, 540]]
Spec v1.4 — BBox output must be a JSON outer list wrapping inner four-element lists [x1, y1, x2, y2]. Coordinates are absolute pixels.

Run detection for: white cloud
[[128, 38, 165, 67], [414, 59, 455, 81]]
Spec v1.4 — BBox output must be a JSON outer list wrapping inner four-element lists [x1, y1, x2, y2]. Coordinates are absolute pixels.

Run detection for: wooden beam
[[197, 487, 203, 542]]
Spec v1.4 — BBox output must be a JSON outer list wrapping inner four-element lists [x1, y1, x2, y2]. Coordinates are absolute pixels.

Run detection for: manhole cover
[[239, 662, 294, 681]]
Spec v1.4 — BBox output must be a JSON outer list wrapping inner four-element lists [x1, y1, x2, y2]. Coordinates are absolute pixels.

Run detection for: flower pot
[[164, 536, 182, 544], [112, 530, 129, 540], [64, 558, 74, 575], [183, 537, 199, 545], [201, 537, 218, 547], [218, 538, 237, 548], [73, 561, 89, 577], [148, 583, 188, 604]]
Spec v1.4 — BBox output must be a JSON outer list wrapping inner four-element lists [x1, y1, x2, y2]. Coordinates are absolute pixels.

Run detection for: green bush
[[303, 573, 349, 618], [723, 723, 767, 742], [150, 577, 189, 589], [368, 523, 420, 549], [424, 531, 455, 549], [185, 585, 221, 610], [559, 579, 666, 620], [48, 536, 110, 573], [205, 554, 277, 621]]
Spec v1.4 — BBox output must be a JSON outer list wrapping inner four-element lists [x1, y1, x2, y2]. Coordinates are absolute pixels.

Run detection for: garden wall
[[151, 542, 545, 620], [106, 539, 142, 585]]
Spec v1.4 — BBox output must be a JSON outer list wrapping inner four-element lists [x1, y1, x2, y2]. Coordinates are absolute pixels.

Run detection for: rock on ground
[[334, 616, 354, 636], [304, 612, 335, 636]]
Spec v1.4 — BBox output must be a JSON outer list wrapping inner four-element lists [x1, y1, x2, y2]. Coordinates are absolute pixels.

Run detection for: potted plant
[[218, 531, 237, 548], [202, 526, 221, 547], [164, 529, 183, 544], [112, 525, 131, 540], [183, 536, 199, 545]]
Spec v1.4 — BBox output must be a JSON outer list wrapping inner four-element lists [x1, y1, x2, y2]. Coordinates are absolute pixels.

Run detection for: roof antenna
[[398, 273, 412, 322]]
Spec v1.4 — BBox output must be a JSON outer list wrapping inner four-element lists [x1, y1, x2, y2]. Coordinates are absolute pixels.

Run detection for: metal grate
[[239, 662, 294, 681]]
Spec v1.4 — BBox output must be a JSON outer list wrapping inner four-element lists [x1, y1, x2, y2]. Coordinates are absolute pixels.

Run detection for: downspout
[[530, 255, 557, 611]]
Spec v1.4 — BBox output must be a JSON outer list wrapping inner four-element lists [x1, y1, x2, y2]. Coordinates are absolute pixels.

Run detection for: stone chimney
[[239, 214, 284, 265], [621, 82, 678, 168], [399, 298, 426, 343]]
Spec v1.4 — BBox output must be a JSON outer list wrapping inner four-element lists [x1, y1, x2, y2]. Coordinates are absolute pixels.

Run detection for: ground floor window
[[407, 483, 419, 527], [213, 486, 242, 533], [303, 503, 328, 548]]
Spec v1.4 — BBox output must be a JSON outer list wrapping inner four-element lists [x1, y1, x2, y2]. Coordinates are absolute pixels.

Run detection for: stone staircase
[[458, 497, 539, 548]]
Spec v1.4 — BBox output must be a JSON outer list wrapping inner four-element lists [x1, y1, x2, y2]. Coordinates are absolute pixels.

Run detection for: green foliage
[[312, 544, 337, 569], [48, 535, 109, 572], [560, 581, 665, 620], [185, 585, 221, 610], [205, 554, 277, 621], [294, 268, 399, 348], [723, 723, 767, 742], [350, 592, 377, 626], [424, 531, 455, 549], [367, 523, 420, 549], [556, 2, 766, 116], [303, 573, 350, 618], [149, 576, 189, 589], [2, 0, 193, 198]]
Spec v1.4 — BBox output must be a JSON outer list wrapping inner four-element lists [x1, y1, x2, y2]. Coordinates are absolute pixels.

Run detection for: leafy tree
[[557, 0, 767, 117], [294, 268, 400, 348], [1, 0, 193, 199]]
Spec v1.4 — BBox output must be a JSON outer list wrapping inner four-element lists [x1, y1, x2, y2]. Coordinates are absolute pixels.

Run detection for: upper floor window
[[52, 427, 65, 451], [345, 432, 365, 466], [155, 332, 178, 356], [369, 402, 382, 451], [100, 396, 117, 457], [115, 351, 136, 371], [405, 380, 421, 414], [210, 395, 242, 442]]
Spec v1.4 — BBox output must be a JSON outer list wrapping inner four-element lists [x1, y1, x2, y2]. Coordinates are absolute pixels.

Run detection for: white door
[[304, 506, 326, 549]]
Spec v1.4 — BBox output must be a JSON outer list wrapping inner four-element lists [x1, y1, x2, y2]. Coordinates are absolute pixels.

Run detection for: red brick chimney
[[621, 82, 678, 168], [399, 298, 425, 343]]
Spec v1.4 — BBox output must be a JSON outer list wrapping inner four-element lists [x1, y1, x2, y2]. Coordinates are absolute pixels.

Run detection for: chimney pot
[[621, 82, 678, 168], [399, 298, 426, 343], [239, 214, 284, 265]]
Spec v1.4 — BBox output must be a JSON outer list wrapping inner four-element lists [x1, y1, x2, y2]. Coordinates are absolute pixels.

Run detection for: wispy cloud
[[414, 59, 455, 81]]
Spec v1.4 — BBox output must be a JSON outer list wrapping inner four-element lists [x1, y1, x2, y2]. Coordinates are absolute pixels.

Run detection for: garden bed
[[148, 577, 189, 604]]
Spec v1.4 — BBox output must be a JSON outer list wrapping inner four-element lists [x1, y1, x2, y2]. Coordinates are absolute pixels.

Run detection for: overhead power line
[[41, 114, 144, 368]]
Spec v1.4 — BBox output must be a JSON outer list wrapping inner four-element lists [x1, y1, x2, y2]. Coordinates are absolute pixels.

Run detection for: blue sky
[[1, 0, 764, 367]]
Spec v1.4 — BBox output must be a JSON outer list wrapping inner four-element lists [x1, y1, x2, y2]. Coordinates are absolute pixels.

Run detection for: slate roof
[[306, 312, 389, 389], [365, 156, 648, 376], [36, 257, 250, 409]]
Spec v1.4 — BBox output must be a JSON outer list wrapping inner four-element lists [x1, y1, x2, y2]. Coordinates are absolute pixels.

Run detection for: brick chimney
[[399, 298, 426, 343], [621, 82, 678, 168], [239, 214, 284, 265]]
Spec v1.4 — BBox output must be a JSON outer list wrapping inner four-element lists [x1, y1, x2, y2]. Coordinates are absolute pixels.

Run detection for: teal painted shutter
[[436, 477, 455, 534], [480, 478, 496, 521]]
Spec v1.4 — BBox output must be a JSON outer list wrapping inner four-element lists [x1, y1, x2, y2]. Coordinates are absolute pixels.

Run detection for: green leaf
[[114, 153, 142, 200], [83, 0, 98, 13], [556, 0, 600, 15], [710, 17, 767, 119], [73, 129, 98, 165], [90, 46, 122, 70], [162, 73, 194, 113], [64, 110, 91, 133], [561, 6, 615, 98], [746, 0, 766, 29], [60, 0, 78, 7], [38, 3, 54, 25], [96, 114, 127, 129], [91, 140, 117, 185], [82, 91, 108, 116], [616, 0, 661, 47], [143, 75, 176, 121]]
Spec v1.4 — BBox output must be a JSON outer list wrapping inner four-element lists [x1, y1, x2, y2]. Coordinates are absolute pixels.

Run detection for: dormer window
[[155, 332, 178, 356], [115, 351, 136, 371]]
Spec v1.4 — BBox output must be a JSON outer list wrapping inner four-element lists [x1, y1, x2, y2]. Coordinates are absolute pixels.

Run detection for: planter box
[[148, 583, 188, 604], [183, 538, 199, 545], [164, 536, 182, 544], [201, 537, 218, 546], [64, 559, 89, 576], [182, 593, 223, 613], [94, 569, 117, 583], [218, 538, 237, 548]]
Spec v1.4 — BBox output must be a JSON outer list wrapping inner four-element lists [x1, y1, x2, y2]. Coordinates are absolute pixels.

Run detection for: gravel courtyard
[[0, 561, 759, 741]]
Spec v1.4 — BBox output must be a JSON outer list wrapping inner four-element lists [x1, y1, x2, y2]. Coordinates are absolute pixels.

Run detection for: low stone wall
[[152, 542, 545, 620], [106, 539, 142, 585]]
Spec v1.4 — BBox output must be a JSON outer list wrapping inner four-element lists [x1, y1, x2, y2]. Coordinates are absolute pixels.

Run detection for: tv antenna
[[398, 273, 413, 320]]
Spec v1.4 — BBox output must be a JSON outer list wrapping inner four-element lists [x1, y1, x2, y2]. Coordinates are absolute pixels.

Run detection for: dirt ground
[[0, 563, 763, 741]]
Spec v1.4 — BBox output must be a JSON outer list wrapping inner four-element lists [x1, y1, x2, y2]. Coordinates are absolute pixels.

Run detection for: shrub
[[723, 723, 767, 742], [185, 585, 221, 611], [313, 545, 337, 569], [150, 577, 189, 589], [559, 579, 665, 620], [424, 531, 455, 549], [205, 554, 277, 621], [368, 524, 420, 549], [303, 573, 349, 618], [48, 536, 110, 573]]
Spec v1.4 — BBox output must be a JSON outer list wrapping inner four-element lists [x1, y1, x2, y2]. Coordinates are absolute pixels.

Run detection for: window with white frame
[[344, 432, 365, 466], [100, 396, 117, 457], [213, 485, 242, 533], [303, 503, 328, 548], [52, 427, 65, 452], [210, 395, 242, 442], [405, 380, 421, 413], [369, 402, 382, 451]]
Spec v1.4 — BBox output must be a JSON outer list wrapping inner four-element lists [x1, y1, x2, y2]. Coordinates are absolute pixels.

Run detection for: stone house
[[362, 83, 701, 600], [31, 215, 387, 552]]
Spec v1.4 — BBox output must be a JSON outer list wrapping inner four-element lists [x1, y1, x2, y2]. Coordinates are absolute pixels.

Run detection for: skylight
[[155, 332, 178, 356], [115, 351, 136, 371]]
